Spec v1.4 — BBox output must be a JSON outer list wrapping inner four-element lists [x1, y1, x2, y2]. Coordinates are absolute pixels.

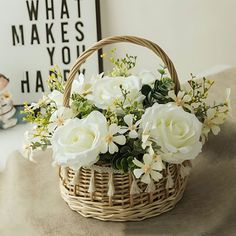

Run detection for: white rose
[[51, 111, 107, 169], [141, 103, 202, 164], [89, 75, 144, 110]]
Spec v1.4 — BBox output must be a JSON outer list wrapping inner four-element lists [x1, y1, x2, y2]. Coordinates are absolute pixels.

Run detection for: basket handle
[[63, 35, 180, 107]]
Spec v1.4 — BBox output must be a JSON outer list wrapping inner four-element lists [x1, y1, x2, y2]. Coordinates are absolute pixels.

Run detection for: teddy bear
[[0, 74, 17, 129]]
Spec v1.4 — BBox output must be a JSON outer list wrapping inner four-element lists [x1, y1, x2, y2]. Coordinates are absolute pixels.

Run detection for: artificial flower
[[48, 90, 64, 107], [168, 90, 192, 111], [51, 111, 107, 169], [101, 124, 126, 154], [48, 107, 74, 132], [120, 114, 141, 139], [89, 75, 144, 110], [133, 147, 163, 184], [141, 103, 203, 164], [202, 108, 227, 139], [138, 71, 156, 85], [72, 73, 103, 96]]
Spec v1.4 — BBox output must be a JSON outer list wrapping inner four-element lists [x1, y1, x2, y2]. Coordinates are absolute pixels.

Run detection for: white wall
[[100, 0, 236, 82]]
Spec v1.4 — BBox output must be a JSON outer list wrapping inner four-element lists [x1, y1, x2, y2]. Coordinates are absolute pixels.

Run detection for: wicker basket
[[59, 35, 190, 221]]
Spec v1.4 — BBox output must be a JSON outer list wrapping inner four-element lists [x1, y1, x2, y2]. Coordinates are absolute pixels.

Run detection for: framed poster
[[0, 0, 102, 105]]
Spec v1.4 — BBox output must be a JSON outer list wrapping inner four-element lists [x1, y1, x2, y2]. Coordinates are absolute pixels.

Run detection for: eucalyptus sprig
[[141, 77, 174, 107]]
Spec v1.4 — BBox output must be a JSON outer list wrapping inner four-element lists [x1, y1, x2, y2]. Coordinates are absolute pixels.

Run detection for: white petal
[[177, 91, 185, 99], [212, 117, 224, 125], [113, 135, 126, 145], [78, 73, 85, 83], [211, 125, 220, 135], [168, 90, 176, 100], [133, 158, 144, 168], [124, 114, 133, 127], [48, 123, 56, 132], [139, 70, 156, 84], [143, 153, 153, 165], [63, 108, 74, 119], [119, 127, 129, 134], [206, 109, 215, 119], [108, 142, 118, 154], [183, 94, 191, 102], [149, 145, 155, 155], [152, 161, 163, 171], [100, 142, 108, 154], [133, 168, 144, 178], [109, 124, 119, 135], [129, 130, 138, 139], [48, 90, 64, 107], [141, 173, 151, 184], [225, 88, 231, 101], [150, 170, 163, 182], [142, 134, 149, 144], [135, 119, 141, 127]]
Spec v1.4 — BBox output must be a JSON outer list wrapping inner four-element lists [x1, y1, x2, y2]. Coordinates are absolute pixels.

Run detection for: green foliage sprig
[[47, 65, 65, 92], [101, 49, 137, 77], [100, 139, 146, 172], [71, 93, 97, 119], [187, 75, 228, 122], [141, 67, 174, 107]]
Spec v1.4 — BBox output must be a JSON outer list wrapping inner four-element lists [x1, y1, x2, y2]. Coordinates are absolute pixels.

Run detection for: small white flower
[[101, 124, 126, 154], [48, 90, 64, 107], [168, 90, 192, 111], [203, 109, 225, 136], [120, 114, 141, 139], [28, 95, 50, 110], [133, 147, 163, 184], [48, 107, 74, 132]]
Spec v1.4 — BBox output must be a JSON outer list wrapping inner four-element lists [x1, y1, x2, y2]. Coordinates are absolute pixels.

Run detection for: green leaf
[[141, 84, 152, 96], [158, 69, 166, 75], [120, 158, 128, 172], [116, 158, 122, 170], [142, 77, 174, 107]]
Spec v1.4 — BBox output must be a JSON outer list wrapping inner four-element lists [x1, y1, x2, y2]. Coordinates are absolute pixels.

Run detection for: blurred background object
[[0, 74, 17, 129]]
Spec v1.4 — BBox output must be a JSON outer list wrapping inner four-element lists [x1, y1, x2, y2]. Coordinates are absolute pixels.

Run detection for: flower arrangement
[[22, 49, 230, 188]]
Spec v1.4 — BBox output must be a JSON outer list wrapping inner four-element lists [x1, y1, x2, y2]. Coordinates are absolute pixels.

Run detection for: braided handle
[[63, 35, 180, 107]]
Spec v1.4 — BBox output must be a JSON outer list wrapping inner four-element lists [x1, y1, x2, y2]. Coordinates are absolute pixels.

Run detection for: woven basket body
[[60, 36, 189, 221], [59, 164, 188, 221]]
